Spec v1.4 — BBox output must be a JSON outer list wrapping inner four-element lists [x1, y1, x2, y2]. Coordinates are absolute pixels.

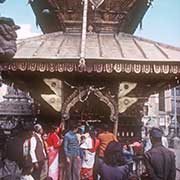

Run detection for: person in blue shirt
[[63, 123, 81, 180], [122, 144, 134, 172]]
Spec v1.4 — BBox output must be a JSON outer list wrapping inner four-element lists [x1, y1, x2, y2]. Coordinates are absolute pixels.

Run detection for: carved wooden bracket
[[41, 78, 62, 112], [118, 82, 137, 113]]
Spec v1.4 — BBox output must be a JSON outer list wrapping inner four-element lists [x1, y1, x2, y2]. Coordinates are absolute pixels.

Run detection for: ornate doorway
[[61, 87, 118, 129]]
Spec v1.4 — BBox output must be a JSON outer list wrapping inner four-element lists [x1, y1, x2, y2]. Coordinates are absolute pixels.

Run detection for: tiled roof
[[14, 32, 180, 62]]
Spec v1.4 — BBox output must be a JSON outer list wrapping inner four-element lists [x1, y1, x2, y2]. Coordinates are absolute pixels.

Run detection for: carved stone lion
[[0, 17, 20, 60]]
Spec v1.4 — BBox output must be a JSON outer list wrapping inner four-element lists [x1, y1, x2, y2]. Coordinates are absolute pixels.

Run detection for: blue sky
[[135, 0, 180, 47], [0, 0, 180, 46]]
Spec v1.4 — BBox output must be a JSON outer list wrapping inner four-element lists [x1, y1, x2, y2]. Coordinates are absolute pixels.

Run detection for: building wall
[[142, 87, 180, 132]]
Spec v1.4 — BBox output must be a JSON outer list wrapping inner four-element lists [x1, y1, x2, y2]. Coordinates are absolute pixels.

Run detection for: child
[[20, 161, 34, 180]]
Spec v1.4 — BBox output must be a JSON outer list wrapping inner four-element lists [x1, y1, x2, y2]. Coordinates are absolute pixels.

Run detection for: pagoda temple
[[1, 0, 180, 141]]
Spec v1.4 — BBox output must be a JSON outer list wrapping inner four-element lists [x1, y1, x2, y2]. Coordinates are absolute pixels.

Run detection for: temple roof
[[14, 32, 180, 62], [30, 0, 151, 34]]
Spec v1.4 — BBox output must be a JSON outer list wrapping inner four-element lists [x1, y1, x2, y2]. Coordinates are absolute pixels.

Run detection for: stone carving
[[0, 17, 20, 60]]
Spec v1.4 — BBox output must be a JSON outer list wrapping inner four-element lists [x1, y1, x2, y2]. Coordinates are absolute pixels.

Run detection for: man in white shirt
[[30, 124, 47, 180]]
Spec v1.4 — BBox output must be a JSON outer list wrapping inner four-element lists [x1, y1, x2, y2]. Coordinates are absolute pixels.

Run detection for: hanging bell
[[79, 57, 86, 68]]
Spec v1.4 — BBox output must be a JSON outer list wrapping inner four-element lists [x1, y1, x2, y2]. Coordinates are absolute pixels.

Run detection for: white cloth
[[80, 137, 95, 168], [162, 136, 169, 148], [48, 147, 59, 180], [30, 133, 47, 163], [23, 139, 29, 157], [20, 175, 34, 180]]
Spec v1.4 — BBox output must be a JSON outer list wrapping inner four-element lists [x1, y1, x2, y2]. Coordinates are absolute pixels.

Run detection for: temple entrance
[[69, 93, 112, 129], [61, 87, 118, 131]]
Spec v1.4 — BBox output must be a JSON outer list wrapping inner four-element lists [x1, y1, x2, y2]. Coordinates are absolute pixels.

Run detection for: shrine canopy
[[10, 32, 180, 78]]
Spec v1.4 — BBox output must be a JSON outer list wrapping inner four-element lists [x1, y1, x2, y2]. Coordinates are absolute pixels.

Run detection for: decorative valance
[[2, 62, 180, 74]]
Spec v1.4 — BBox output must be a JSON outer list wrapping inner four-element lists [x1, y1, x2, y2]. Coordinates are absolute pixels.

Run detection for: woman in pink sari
[[47, 124, 62, 180]]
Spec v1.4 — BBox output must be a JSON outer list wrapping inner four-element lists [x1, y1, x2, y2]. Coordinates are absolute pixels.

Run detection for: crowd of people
[[0, 122, 176, 180]]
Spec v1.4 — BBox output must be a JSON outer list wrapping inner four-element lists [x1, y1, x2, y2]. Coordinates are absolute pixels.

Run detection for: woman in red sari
[[47, 124, 62, 180]]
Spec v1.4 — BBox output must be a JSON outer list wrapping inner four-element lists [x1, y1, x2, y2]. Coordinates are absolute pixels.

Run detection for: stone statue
[[0, 17, 20, 60]]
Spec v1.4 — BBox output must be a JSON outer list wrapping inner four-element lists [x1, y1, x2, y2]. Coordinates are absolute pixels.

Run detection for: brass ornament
[[89, 0, 104, 8]]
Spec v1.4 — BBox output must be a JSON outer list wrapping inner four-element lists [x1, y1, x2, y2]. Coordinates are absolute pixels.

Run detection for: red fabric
[[80, 167, 93, 180], [47, 132, 61, 149], [132, 142, 143, 155], [89, 138, 100, 153], [48, 147, 59, 166]]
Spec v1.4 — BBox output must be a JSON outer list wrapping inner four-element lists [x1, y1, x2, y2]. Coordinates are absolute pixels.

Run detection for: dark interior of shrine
[[68, 93, 113, 130]]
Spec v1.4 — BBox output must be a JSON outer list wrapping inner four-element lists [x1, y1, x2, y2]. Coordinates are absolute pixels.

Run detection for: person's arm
[[57, 122, 64, 134], [63, 134, 69, 157], [129, 145, 134, 155], [168, 153, 176, 180], [112, 134, 118, 142], [123, 149, 133, 156], [30, 136, 40, 169], [30, 136, 37, 163]]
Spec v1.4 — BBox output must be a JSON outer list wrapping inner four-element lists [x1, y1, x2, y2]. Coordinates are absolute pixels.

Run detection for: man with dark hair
[[144, 127, 176, 180], [63, 123, 81, 180]]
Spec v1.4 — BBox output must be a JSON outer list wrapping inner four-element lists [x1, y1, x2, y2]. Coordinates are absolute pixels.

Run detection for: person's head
[[77, 127, 83, 134], [123, 144, 128, 150], [149, 127, 163, 144], [34, 124, 43, 135], [104, 141, 124, 166], [80, 135, 86, 143], [69, 123, 79, 133], [22, 160, 33, 175], [89, 129, 96, 139], [51, 124, 60, 134], [102, 123, 109, 132], [42, 133, 48, 141], [85, 126, 90, 133]]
